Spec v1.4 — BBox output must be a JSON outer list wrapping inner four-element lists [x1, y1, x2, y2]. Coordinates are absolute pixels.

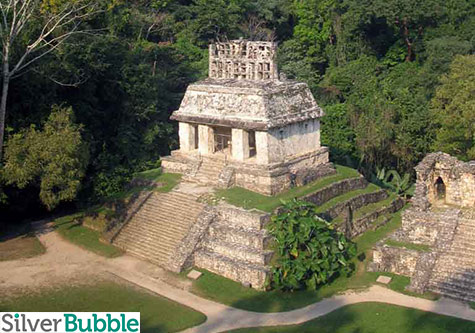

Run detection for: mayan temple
[[107, 40, 338, 288], [161, 39, 333, 194]]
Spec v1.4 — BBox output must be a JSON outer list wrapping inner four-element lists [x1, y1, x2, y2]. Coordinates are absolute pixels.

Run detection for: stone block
[[376, 275, 392, 284], [187, 270, 203, 280]]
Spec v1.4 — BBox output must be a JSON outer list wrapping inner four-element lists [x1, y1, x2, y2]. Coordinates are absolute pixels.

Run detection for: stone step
[[117, 224, 186, 243], [428, 283, 475, 303], [436, 254, 475, 266], [429, 278, 475, 295], [115, 233, 179, 253], [448, 243, 475, 254], [144, 196, 202, 209], [208, 223, 272, 250], [431, 267, 475, 285], [114, 229, 182, 248], [114, 242, 176, 260], [118, 214, 193, 234], [217, 206, 270, 230], [194, 250, 270, 288], [124, 247, 171, 265], [134, 209, 201, 226], [113, 190, 205, 267], [202, 239, 274, 265]]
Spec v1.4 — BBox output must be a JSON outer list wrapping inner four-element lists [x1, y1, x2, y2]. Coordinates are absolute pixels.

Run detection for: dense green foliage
[[2, 106, 88, 210], [268, 200, 356, 291], [431, 55, 475, 160], [1, 0, 473, 220]]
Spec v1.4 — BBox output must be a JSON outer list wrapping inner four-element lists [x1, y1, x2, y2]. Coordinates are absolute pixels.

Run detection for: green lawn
[[215, 165, 361, 212], [109, 171, 182, 200], [228, 302, 475, 333], [191, 206, 437, 312], [0, 281, 206, 333], [332, 193, 398, 225], [153, 172, 182, 193], [314, 183, 382, 215], [353, 193, 398, 219], [385, 239, 432, 252], [0, 234, 45, 261], [54, 214, 123, 258]]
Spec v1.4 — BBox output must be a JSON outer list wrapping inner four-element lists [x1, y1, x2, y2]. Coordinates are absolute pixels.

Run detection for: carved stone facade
[[209, 40, 278, 80], [162, 40, 331, 195], [370, 153, 475, 301]]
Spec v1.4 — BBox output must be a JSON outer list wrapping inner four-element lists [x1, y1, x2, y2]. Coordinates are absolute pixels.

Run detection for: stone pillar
[[231, 128, 250, 161], [178, 122, 197, 152], [255, 131, 270, 164], [198, 125, 215, 155]]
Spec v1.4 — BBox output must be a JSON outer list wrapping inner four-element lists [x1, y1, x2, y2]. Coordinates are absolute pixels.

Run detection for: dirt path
[[1, 228, 475, 333], [0, 226, 190, 294]]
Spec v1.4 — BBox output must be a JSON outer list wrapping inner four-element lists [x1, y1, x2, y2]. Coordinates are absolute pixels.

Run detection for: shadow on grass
[[228, 302, 475, 333]]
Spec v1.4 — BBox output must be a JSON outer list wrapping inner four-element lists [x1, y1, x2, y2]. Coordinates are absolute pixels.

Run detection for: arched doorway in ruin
[[435, 176, 446, 201]]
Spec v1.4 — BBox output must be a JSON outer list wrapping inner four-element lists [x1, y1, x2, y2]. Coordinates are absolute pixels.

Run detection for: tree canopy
[[0, 0, 473, 219]]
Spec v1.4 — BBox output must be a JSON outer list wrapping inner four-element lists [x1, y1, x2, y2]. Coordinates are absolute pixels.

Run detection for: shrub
[[268, 199, 356, 291]]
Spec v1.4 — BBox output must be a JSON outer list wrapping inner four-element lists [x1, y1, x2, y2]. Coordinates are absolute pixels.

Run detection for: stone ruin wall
[[370, 153, 475, 294], [413, 152, 475, 209], [209, 40, 278, 80]]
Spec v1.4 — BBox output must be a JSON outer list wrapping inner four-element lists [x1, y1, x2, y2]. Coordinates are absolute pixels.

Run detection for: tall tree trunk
[[0, 49, 10, 162]]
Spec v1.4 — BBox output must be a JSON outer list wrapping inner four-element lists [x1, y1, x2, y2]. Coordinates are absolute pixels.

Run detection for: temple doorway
[[435, 177, 446, 201], [214, 126, 232, 154], [249, 131, 256, 157]]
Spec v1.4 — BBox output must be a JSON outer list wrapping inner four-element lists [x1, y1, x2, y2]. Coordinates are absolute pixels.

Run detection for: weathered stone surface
[[187, 270, 203, 280], [163, 149, 332, 196], [167, 205, 217, 273], [377, 276, 392, 284], [111, 191, 206, 267], [338, 197, 405, 239], [321, 189, 388, 221], [164, 40, 331, 195], [209, 40, 278, 81], [413, 152, 475, 209], [369, 244, 421, 277], [302, 176, 368, 206], [193, 204, 273, 289], [171, 79, 324, 131]]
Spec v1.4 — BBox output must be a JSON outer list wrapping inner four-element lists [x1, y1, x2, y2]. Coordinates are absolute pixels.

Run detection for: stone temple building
[[370, 152, 475, 301], [106, 40, 336, 289], [162, 40, 332, 194]]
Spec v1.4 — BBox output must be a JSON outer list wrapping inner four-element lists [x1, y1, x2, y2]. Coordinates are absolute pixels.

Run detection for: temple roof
[[170, 78, 324, 130]]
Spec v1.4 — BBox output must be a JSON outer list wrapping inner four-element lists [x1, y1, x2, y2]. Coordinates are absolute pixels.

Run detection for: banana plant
[[267, 199, 356, 291], [375, 167, 412, 197]]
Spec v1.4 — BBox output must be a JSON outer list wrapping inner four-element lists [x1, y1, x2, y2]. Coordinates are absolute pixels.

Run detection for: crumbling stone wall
[[413, 152, 475, 209], [209, 40, 278, 80]]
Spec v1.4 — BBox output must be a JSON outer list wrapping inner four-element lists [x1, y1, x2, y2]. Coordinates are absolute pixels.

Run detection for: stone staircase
[[194, 205, 273, 288], [184, 157, 226, 186], [113, 190, 206, 267], [428, 211, 475, 302]]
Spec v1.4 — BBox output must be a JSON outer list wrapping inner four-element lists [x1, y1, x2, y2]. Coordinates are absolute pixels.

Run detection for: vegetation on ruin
[[0, 281, 207, 333], [191, 206, 438, 311], [216, 165, 360, 212], [268, 200, 357, 291], [0, 0, 473, 222], [108, 171, 182, 200], [228, 302, 475, 333], [385, 239, 432, 253], [53, 213, 123, 258], [312, 183, 382, 215]]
